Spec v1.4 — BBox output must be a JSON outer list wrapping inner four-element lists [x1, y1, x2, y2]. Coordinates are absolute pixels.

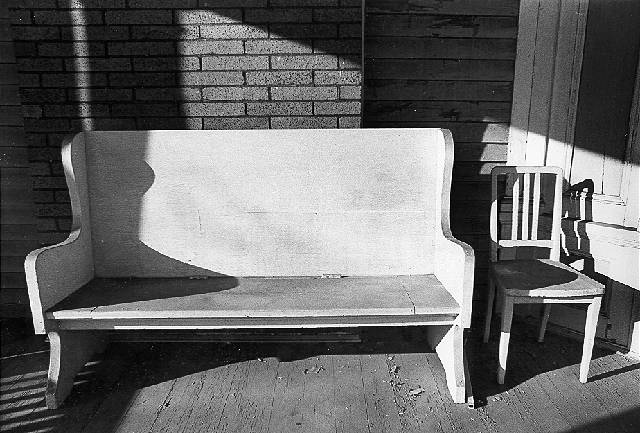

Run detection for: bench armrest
[[434, 129, 474, 328], [435, 234, 474, 328], [24, 133, 94, 334]]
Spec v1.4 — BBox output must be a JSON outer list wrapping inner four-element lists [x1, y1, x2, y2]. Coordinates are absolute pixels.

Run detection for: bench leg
[[428, 324, 465, 403], [46, 331, 107, 409]]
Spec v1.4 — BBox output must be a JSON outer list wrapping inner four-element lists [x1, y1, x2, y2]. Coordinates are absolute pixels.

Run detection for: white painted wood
[[522, 173, 530, 239], [434, 129, 475, 328], [497, 296, 514, 384], [45, 275, 460, 320], [45, 331, 106, 409], [531, 172, 541, 240], [84, 129, 442, 278], [511, 174, 520, 240], [24, 134, 94, 334], [580, 296, 602, 382], [427, 325, 466, 404]]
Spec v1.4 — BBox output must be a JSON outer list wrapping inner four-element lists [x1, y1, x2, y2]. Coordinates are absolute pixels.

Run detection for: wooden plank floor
[[1, 323, 639, 433]]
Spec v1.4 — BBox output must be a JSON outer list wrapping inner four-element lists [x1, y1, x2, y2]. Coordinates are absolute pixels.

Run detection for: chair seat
[[490, 259, 605, 298]]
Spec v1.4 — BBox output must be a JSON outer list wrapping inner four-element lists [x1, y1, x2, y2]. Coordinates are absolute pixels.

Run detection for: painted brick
[[181, 102, 245, 116], [8, 0, 56, 7], [16, 58, 63, 71], [136, 88, 201, 101], [108, 42, 175, 56], [41, 73, 108, 87], [60, 26, 130, 41], [137, 117, 203, 129], [111, 103, 178, 117], [44, 104, 110, 118], [33, 190, 54, 203], [339, 23, 361, 38], [271, 55, 337, 70], [340, 0, 361, 5], [314, 70, 361, 85], [54, 191, 70, 203], [9, 10, 31, 25], [13, 42, 38, 57], [30, 162, 52, 176], [313, 8, 360, 22], [245, 8, 312, 23], [108, 73, 175, 87], [271, 86, 337, 100], [56, 219, 71, 232], [178, 40, 243, 55], [269, 24, 337, 39], [37, 204, 72, 217], [271, 116, 336, 129], [339, 55, 360, 70], [66, 58, 131, 71], [245, 71, 312, 86], [19, 73, 40, 87], [199, 0, 267, 7], [61, 0, 126, 7], [19, 89, 65, 104], [244, 40, 312, 54], [200, 25, 268, 40], [131, 26, 199, 40], [246, 102, 312, 116], [29, 146, 60, 161], [339, 85, 361, 100], [133, 57, 200, 71], [69, 88, 133, 102], [70, 118, 136, 130], [175, 10, 242, 24], [181, 71, 244, 85], [202, 87, 268, 101], [21, 105, 42, 118], [270, 0, 338, 6], [33, 11, 103, 25], [338, 116, 361, 128], [314, 101, 360, 115], [11, 27, 59, 41], [204, 116, 269, 130], [314, 39, 360, 54], [105, 10, 173, 25], [202, 55, 268, 70], [33, 176, 68, 189], [38, 42, 105, 57], [24, 119, 70, 132], [129, 0, 198, 7]]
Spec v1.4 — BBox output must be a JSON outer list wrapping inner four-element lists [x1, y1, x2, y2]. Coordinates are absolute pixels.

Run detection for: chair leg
[[580, 296, 602, 383], [538, 304, 552, 343], [497, 296, 514, 385], [483, 275, 496, 343]]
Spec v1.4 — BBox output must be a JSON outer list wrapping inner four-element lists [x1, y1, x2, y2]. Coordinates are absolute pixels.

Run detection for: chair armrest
[[435, 234, 475, 328], [24, 133, 94, 334]]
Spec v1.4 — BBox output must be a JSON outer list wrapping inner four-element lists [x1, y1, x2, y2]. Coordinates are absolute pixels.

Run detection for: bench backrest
[[79, 129, 449, 277]]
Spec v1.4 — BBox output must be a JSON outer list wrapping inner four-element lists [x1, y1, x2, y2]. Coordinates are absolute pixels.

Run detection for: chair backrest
[[81, 129, 450, 277], [490, 166, 563, 262]]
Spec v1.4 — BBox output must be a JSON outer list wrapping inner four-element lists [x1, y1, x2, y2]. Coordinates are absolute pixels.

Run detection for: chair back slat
[[522, 173, 530, 240], [531, 172, 541, 240], [490, 166, 563, 263], [511, 174, 520, 241]]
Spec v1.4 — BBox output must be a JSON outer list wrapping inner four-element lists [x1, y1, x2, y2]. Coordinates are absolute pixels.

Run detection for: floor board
[[1, 323, 639, 433]]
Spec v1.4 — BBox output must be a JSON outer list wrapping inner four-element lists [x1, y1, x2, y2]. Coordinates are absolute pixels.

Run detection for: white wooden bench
[[25, 128, 474, 409]]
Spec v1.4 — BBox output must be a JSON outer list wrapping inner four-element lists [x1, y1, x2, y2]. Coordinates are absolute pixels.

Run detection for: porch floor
[[1, 322, 639, 433]]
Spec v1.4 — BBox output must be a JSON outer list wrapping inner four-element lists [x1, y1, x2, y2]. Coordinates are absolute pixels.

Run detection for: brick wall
[[8, 0, 362, 244]]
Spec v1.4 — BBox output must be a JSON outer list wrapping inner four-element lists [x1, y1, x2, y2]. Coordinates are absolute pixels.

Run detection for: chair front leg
[[580, 296, 602, 383], [497, 296, 514, 384], [483, 273, 496, 343]]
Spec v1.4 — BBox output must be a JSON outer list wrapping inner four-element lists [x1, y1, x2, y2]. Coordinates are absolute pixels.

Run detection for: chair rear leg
[[538, 304, 552, 343], [483, 274, 496, 343], [46, 331, 107, 409], [580, 296, 602, 383]]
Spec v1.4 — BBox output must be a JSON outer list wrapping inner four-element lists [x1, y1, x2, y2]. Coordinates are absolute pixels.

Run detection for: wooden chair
[[483, 166, 604, 384]]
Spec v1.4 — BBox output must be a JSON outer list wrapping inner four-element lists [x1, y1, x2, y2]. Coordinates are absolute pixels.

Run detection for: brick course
[[9, 1, 362, 239]]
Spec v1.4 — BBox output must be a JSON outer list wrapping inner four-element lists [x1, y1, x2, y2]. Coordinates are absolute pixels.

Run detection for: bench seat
[[46, 275, 459, 328]]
